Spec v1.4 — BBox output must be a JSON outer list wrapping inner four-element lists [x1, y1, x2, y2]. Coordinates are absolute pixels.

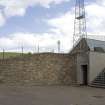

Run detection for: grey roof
[[86, 38, 105, 51]]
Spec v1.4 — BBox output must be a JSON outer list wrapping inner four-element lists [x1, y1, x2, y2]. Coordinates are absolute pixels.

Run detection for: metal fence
[[0, 40, 64, 59], [1, 35, 105, 59]]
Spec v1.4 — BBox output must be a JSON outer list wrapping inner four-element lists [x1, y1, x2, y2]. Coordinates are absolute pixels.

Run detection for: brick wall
[[0, 53, 76, 86]]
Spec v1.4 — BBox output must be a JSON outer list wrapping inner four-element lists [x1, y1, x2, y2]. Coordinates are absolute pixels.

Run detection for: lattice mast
[[73, 0, 87, 46]]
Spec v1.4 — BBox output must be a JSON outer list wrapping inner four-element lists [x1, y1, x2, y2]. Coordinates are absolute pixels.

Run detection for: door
[[82, 65, 88, 85]]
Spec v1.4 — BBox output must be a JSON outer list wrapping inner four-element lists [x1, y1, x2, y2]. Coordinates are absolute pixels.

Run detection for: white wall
[[89, 52, 105, 83], [77, 53, 88, 84]]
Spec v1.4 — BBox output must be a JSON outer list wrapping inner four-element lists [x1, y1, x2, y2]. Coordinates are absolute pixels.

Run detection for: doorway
[[81, 65, 88, 85]]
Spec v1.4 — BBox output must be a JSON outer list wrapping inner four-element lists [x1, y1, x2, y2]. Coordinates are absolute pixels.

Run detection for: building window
[[94, 47, 105, 53]]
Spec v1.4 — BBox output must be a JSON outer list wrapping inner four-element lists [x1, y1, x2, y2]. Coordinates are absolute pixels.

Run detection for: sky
[[0, 0, 105, 53]]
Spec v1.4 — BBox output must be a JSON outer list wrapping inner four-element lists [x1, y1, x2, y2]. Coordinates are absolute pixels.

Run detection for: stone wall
[[0, 53, 76, 86]]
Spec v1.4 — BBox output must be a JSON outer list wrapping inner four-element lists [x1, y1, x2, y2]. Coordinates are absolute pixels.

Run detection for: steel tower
[[73, 0, 87, 47]]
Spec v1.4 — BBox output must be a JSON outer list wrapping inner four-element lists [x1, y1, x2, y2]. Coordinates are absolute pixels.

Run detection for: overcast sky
[[0, 0, 105, 53]]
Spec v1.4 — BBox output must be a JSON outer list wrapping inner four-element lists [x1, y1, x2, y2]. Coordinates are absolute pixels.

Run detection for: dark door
[[82, 65, 88, 85]]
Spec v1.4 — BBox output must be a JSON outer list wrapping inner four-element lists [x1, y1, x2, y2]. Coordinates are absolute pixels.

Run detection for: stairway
[[91, 68, 105, 88]]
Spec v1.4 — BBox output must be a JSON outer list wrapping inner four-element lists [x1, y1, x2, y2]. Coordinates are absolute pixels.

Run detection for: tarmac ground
[[0, 86, 104, 105]]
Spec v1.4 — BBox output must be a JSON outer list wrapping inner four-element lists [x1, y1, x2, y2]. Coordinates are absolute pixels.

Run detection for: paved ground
[[0, 86, 104, 105]]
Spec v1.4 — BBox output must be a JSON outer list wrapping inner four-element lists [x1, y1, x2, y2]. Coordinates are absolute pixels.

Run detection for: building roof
[[86, 38, 105, 52], [70, 38, 105, 54]]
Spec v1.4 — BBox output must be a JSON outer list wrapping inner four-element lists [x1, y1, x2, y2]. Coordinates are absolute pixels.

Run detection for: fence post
[[38, 45, 39, 53], [57, 40, 60, 53], [3, 49, 5, 60], [21, 46, 23, 56]]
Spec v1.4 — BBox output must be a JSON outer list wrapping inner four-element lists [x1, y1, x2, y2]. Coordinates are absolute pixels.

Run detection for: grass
[[0, 52, 23, 59]]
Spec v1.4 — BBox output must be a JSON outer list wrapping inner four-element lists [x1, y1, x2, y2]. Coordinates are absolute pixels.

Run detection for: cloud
[[86, 2, 105, 35], [0, 0, 69, 17], [0, 11, 5, 27], [1, 0, 105, 53], [45, 0, 105, 51], [4, 6, 26, 18], [47, 0, 105, 44], [0, 9, 74, 53], [0, 32, 68, 53], [0, 0, 69, 27], [47, 10, 74, 50]]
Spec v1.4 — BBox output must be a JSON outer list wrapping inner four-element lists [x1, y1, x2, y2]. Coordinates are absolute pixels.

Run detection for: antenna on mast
[[73, 0, 87, 47]]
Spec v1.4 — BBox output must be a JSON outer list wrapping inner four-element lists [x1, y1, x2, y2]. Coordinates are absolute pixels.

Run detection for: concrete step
[[91, 82, 105, 87], [91, 68, 105, 88], [90, 84, 105, 88], [93, 80, 105, 83]]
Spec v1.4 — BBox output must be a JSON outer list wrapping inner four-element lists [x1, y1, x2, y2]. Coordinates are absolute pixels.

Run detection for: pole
[[21, 46, 23, 56], [38, 45, 39, 53], [3, 49, 5, 60], [57, 40, 60, 53], [34, 45, 36, 53]]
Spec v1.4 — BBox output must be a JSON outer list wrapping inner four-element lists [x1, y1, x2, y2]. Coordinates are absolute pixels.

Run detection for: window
[[94, 47, 105, 53]]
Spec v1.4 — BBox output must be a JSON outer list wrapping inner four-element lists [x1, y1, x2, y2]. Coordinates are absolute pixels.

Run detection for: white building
[[71, 38, 105, 87]]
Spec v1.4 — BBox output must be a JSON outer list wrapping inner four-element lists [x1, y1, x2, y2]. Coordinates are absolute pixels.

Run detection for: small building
[[70, 38, 105, 87]]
